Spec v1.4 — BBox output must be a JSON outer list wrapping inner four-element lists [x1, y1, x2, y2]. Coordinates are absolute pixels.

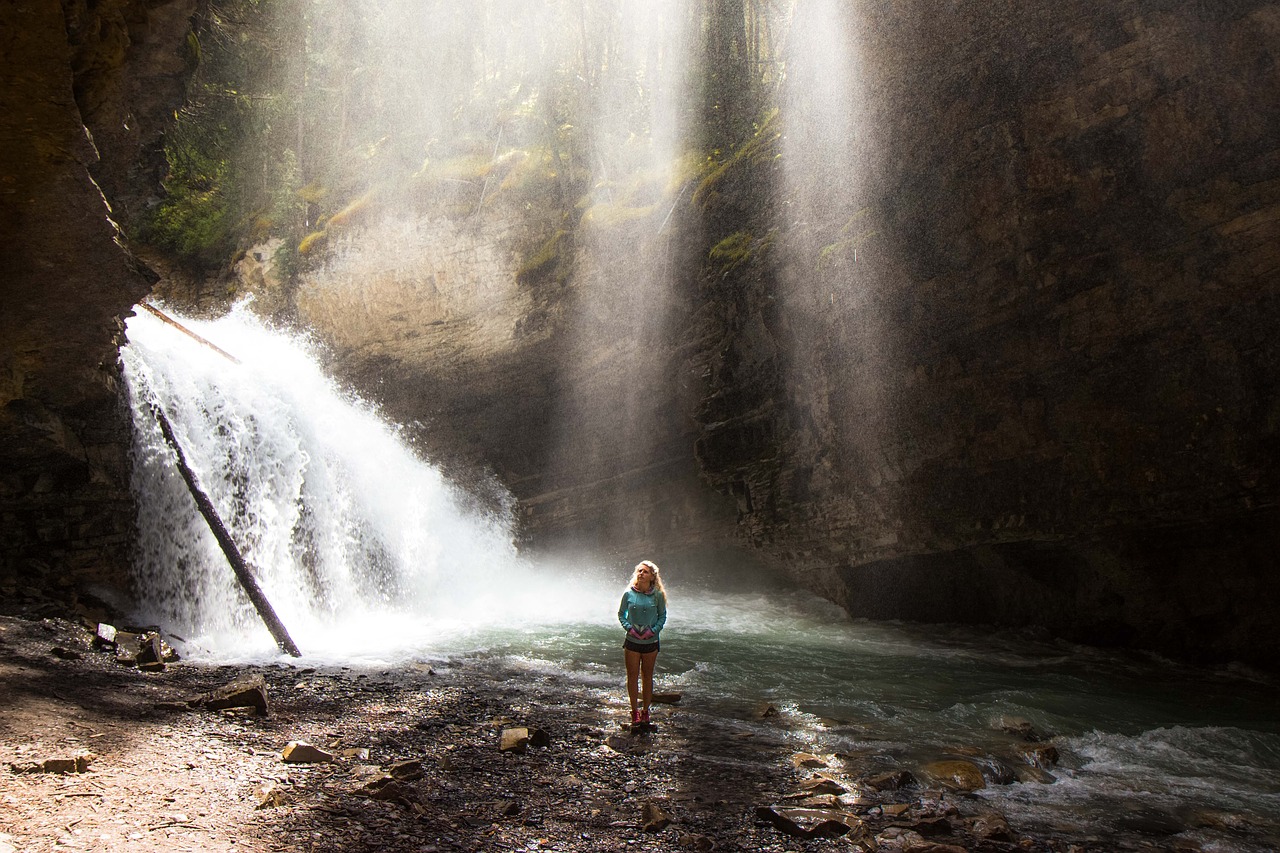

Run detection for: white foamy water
[[121, 302, 617, 662], [122, 304, 1280, 850]]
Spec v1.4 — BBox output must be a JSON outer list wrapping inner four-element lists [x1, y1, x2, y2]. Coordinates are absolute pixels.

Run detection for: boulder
[[994, 716, 1044, 742], [919, 760, 986, 791]]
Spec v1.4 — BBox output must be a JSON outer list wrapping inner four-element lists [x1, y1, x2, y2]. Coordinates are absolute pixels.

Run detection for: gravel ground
[[0, 613, 1105, 853]]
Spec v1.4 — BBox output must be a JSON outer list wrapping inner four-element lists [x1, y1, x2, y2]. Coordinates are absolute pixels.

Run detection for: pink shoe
[[631, 709, 642, 725], [640, 708, 650, 724]]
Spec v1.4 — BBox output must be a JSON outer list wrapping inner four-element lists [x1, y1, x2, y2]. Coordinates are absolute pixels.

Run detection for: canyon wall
[[291, 0, 1280, 667], [692, 0, 1280, 666], [1, 0, 197, 598]]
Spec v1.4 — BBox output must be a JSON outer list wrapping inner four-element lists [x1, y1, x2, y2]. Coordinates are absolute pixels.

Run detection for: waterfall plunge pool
[[120, 304, 1280, 851]]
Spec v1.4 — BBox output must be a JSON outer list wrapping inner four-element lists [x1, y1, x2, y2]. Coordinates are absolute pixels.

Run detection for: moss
[[326, 192, 373, 230], [297, 230, 327, 255], [692, 109, 781, 211], [817, 209, 876, 272], [517, 229, 570, 285], [709, 229, 774, 276], [297, 181, 328, 204]]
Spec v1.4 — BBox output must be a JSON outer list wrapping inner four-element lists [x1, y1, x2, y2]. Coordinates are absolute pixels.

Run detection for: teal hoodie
[[618, 586, 666, 646]]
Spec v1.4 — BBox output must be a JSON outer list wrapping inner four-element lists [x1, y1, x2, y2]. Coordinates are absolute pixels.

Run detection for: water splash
[[121, 302, 571, 662]]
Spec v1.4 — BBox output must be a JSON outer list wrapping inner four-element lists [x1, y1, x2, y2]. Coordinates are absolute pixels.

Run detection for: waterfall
[[120, 302, 527, 661]]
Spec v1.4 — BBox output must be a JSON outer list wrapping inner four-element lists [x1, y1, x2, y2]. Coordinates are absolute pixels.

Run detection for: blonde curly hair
[[628, 559, 667, 598]]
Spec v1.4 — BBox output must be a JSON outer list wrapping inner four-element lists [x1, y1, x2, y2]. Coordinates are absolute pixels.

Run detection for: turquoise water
[[423, 575, 1280, 851], [123, 305, 1280, 851]]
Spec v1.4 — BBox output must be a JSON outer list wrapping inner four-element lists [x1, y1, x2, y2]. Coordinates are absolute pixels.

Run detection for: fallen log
[[148, 399, 302, 657]]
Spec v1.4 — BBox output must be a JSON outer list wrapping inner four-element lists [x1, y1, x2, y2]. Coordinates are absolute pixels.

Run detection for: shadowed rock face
[[298, 0, 1280, 667], [3, 0, 1278, 667], [686, 0, 1280, 666], [0, 1, 197, 590]]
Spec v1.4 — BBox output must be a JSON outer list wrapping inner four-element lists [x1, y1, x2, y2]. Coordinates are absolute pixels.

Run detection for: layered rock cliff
[[286, 0, 1280, 667], [1, 0, 197, 594]]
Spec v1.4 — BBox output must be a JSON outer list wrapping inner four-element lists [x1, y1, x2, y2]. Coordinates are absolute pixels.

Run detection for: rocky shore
[[0, 610, 1229, 853]]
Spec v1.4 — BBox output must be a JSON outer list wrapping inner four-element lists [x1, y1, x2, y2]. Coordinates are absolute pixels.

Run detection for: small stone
[[195, 674, 269, 715], [389, 759, 423, 780], [95, 623, 117, 644], [641, 801, 672, 832], [254, 781, 288, 809], [756, 805, 861, 839], [500, 727, 530, 753], [791, 752, 826, 769], [341, 747, 370, 761], [864, 769, 916, 791], [50, 646, 81, 660], [282, 741, 334, 763], [1021, 743, 1059, 768], [797, 777, 846, 795]]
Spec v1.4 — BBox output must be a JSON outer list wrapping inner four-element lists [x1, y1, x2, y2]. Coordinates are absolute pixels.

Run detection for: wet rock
[[1020, 743, 1059, 768], [791, 752, 827, 768], [796, 776, 847, 796], [136, 634, 166, 671], [1013, 764, 1056, 784], [651, 692, 681, 704], [919, 760, 986, 791], [193, 674, 269, 715], [641, 801, 671, 832], [282, 741, 334, 763], [965, 812, 1013, 841], [905, 816, 953, 837], [760, 704, 780, 718], [756, 806, 862, 839], [902, 841, 968, 853], [863, 769, 916, 791], [994, 715, 1044, 742], [969, 755, 1017, 785]]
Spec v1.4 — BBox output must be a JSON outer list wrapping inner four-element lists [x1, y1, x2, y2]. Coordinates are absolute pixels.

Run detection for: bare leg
[[640, 650, 658, 715], [624, 648, 641, 716]]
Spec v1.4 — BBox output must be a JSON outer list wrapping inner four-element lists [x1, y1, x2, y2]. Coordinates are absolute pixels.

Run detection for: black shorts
[[624, 638, 659, 654]]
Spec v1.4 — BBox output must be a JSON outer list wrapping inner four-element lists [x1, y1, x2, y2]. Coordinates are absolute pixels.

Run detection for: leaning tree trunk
[[149, 399, 302, 657]]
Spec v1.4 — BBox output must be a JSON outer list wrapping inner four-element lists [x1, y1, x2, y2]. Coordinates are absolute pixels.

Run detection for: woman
[[618, 559, 667, 726]]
